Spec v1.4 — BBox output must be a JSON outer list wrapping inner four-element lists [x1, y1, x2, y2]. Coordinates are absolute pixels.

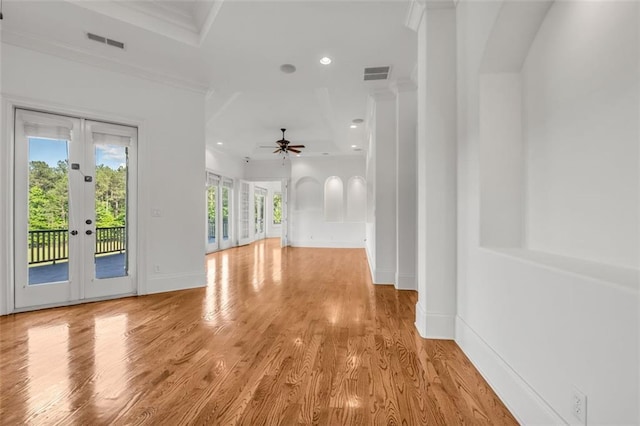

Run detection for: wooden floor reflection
[[0, 238, 517, 425]]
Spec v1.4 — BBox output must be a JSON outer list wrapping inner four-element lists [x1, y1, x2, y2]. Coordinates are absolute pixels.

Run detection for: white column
[[370, 91, 397, 284], [412, 5, 458, 338], [392, 81, 417, 290], [0, 17, 7, 315]]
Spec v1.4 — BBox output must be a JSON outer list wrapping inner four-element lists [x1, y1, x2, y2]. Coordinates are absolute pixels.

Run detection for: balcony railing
[[28, 226, 126, 265], [208, 218, 229, 242]]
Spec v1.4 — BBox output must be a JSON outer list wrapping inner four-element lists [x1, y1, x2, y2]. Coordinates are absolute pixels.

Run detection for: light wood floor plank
[[0, 238, 517, 425]]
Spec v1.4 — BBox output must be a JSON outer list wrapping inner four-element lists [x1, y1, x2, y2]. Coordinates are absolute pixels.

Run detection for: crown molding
[[405, 0, 426, 32], [426, 0, 458, 10], [390, 79, 417, 94], [370, 90, 396, 102], [2, 28, 209, 94], [66, 0, 224, 47]]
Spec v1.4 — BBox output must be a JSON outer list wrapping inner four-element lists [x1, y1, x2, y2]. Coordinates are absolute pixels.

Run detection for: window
[[273, 192, 282, 225]]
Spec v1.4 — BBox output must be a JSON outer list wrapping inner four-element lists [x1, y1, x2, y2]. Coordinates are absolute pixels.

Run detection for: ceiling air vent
[[364, 66, 391, 81], [87, 32, 125, 50]]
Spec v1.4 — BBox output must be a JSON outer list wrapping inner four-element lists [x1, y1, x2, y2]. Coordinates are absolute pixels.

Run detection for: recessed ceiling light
[[352, 118, 364, 124], [320, 57, 332, 65], [216, 141, 223, 145], [280, 64, 297, 74], [350, 124, 357, 129], [351, 145, 357, 148], [296, 154, 301, 157]]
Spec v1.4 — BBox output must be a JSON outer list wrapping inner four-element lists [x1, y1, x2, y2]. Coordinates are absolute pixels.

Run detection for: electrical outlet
[[572, 387, 587, 425]]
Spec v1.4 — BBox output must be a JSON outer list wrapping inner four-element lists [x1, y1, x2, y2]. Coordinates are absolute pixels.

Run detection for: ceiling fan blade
[[259, 145, 275, 148], [288, 148, 301, 154], [288, 145, 306, 148], [273, 149, 282, 153]]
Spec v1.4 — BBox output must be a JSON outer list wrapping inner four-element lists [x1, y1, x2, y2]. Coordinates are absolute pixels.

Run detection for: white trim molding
[[145, 272, 206, 295], [67, 0, 224, 47], [415, 302, 455, 339], [374, 268, 396, 285], [455, 316, 565, 425], [395, 273, 416, 290], [405, 0, 426, 32], [2, 29, 208, 94]]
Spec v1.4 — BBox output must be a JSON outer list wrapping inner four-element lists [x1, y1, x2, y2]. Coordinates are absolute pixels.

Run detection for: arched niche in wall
[[324, 176, 344, 222], [295, 176, 322, 211], [346, 176, 366, 222]]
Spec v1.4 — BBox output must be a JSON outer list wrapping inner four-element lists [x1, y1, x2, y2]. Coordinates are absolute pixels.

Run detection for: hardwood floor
[[0, 239, 517, 425]]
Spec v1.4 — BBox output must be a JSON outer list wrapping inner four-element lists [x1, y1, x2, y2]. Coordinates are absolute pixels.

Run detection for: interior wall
[[205, 147, 245, 181], [290, 156, 366, 248], [456, 1, 639, 424], [523, 1, 639, 268], [1, 44, 206, 303]]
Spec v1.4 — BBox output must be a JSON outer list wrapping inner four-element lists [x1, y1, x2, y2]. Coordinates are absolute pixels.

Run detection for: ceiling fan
[[269, 128, 305, 155]]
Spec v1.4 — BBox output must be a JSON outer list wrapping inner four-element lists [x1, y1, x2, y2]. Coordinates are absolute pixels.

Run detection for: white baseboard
[[415, 302, 455, 339], [145, 272, 206, 295], [455, 316, 565, 425], [374, 268, 396, 285], [395, 273, 416, 290], [289, 240, 365, 249]]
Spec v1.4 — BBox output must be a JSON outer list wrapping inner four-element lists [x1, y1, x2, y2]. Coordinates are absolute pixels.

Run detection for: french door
[[206, 173, 234, 252], [237, 180, 253, 246], [254, 186, 267, 240], [14, 109, 137, 309]]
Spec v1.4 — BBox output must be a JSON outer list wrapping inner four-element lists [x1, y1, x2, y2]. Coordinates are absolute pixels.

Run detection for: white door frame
[[2, 97, 144, 314], [219, 178, 234, 250], [254, 186, 267, 241], [237, 180, 253, 246], [281, 178, 289, 247]]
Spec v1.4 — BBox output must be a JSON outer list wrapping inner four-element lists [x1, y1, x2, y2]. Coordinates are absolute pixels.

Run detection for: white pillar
[[0, 17, 7, 315], [392, 81, 417, 290], [369, 91, 397, 284], [411, 3, 458, 338]]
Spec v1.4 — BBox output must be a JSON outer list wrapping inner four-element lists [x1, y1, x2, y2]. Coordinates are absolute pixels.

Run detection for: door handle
[[85, 230, 93, 235], [85, 219, 92, 225], [70, 230, 78, 236]]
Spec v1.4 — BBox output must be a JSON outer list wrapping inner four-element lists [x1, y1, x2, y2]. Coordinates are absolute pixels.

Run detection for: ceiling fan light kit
[[271, 128, 305, 156]]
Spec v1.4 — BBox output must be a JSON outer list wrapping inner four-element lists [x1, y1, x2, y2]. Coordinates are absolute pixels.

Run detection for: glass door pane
[[94, 144, 128, 280], [207, 186, 217, 244], [27, 138, 70, 285], [222, 187, 229, 241]]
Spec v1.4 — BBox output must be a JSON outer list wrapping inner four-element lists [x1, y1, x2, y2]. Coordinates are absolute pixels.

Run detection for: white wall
[[290, 156, 366, 248], [523, 1, 639, 269], [205, 147, 245, 181], [456, 1, 639, 424], [244, 158, 291, 181], [1, 44, 206, 310]]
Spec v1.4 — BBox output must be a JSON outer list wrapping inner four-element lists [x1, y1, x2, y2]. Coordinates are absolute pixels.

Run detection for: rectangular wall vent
[[87, 33, 106, 43], [106, 38, 125, 49], [364, 66, 391, 81], [87, 32, 125, 50]]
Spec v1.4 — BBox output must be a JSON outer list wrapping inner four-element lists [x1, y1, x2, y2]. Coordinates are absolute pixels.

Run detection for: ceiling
[[1, 0, 418, 160]]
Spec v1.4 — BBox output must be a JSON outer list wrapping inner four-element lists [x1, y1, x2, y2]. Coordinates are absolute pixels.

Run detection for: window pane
[[27, 137, 70, 285], [222, 187, 229, 240], [94, 144, 128, 279], [208, 186, 216, 243], [273, 192, 282, 224]]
